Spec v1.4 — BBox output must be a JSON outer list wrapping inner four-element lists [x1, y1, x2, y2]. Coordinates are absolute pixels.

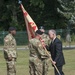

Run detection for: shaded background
[[0, 0, 75, 30], [0, 0, 75, 45]]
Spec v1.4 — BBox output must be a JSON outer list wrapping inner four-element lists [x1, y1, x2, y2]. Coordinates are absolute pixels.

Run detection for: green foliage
[[0, 0, 75, 30], [57, 0, 75, 19], [30, 0, 44, 8]]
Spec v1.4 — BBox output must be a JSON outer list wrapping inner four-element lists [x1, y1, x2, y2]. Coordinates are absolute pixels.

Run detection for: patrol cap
[[35, 30, 43, 35], [9, 27, 16, 31], [39, 26, 44, 29]]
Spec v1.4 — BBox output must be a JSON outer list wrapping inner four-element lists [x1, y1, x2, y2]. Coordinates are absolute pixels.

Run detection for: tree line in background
[[0, 0, 75, 31]]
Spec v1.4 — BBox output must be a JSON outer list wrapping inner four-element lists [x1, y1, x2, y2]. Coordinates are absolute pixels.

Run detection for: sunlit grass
[[0, 49, 75, 75]]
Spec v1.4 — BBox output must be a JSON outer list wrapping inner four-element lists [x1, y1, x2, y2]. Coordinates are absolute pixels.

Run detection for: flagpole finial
[[18, 0, 22, 4]]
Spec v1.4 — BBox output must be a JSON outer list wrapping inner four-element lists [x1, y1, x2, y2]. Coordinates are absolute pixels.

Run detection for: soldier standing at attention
[[40, 28, 50, 75], [3, 27, 17, 75], [29, 30, 49, 75]]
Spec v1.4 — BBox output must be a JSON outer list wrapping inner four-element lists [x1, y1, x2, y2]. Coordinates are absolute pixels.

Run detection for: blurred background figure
[[57, 35, 61, 40], [66, 33, 71, 47]]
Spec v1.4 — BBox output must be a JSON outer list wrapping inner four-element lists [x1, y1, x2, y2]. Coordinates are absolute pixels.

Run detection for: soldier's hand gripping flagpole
[[18, 0, 61, 75]]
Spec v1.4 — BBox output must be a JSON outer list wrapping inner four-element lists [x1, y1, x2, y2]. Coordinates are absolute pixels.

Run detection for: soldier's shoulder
[[42, 33, 49, 38], [4, 34, 12, 42], [29, 38, 40, 46], [42, 33, 48, 37]]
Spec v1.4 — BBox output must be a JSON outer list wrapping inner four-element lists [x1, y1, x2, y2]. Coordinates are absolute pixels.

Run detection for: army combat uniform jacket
[[3, 33, 17, 60], [29, 38, 49, 75], [41, 33, 50, 46], [29, 38, 49, 59]]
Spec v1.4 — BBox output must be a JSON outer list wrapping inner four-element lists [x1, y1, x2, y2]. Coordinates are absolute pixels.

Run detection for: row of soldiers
[[3, 27, 65, 75]]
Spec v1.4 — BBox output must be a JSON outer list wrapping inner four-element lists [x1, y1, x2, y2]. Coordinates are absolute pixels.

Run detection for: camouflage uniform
[[41, 33, 50, 75], [29, 38, 49, 75], [3, 33, 17, 75], [41, 33, 50, 46]]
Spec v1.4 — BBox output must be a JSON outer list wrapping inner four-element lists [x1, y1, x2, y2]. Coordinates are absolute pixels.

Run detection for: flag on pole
[[19, 2, 38, 40], [18, 2, 60, 74]]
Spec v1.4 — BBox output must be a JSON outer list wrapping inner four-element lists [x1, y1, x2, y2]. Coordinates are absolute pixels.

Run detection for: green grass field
[[0, 49, 75, 75]]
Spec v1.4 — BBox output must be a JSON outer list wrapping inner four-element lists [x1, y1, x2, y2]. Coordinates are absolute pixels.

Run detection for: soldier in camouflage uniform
[[40, 28, 50, 46], [3, 27, 17, 75], [29, 30, 49, 75], [40, 29, 50, 75]]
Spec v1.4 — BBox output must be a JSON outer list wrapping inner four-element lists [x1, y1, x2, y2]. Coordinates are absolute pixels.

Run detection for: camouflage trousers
[[42, 59, 49, 75], [6, 59, 16, 75], [29, 57, 49, 75]]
